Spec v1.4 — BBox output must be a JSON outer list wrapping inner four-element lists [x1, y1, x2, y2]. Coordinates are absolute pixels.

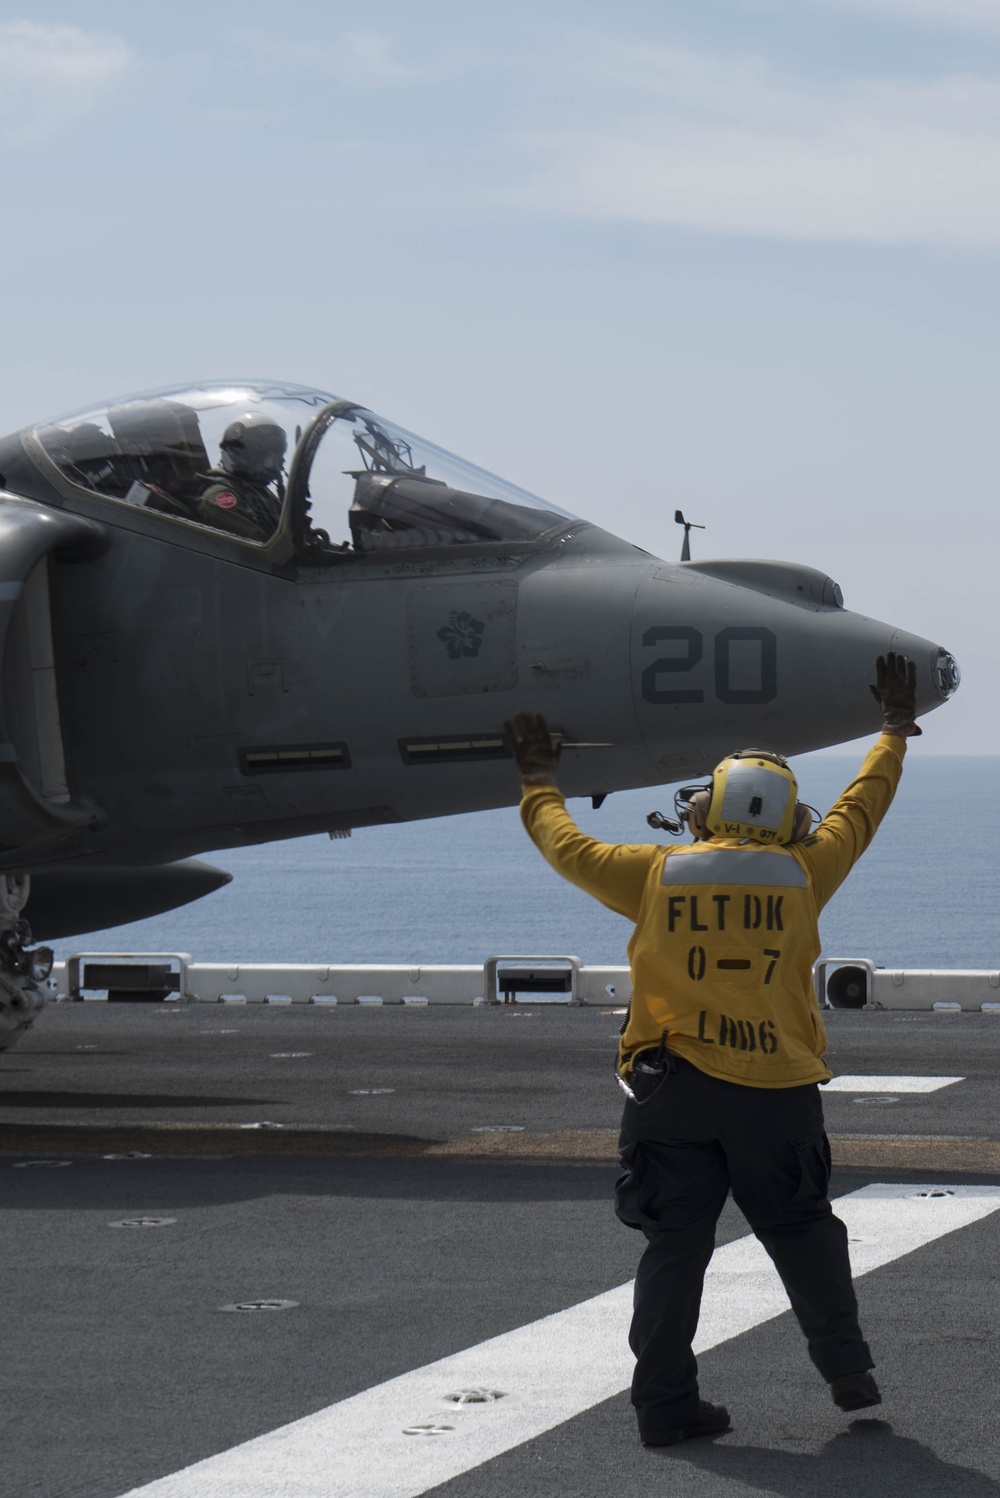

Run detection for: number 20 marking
[[641, 626, 777, 706]]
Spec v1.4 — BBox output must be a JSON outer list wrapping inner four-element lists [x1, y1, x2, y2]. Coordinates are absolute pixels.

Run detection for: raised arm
[[794, 653, 919, 908], [506, 712, 655, 922]]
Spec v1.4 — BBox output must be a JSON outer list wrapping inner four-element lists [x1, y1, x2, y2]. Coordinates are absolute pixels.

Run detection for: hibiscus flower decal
[[438, 610, 485, 659]]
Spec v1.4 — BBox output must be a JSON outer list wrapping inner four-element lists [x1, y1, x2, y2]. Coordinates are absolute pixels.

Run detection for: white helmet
[[679, 749, 814, 845], [220, 412, 286, 484]]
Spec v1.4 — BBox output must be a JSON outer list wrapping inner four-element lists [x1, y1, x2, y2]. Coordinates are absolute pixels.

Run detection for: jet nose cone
[[890, 631, 960, 717], [932, 648, 961, 701]]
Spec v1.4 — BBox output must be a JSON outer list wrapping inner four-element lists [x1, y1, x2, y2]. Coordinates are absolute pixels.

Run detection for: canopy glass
[[34, 381, 577, 556]]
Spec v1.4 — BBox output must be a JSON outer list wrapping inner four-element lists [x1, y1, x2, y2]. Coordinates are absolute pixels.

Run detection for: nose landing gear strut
[[0, 875, 53, 1050]]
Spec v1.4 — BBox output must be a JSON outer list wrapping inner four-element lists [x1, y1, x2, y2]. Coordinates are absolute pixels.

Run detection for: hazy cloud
[[810, 0, 1000, 34], [237, 28, 476, 86], [342, 31, 436, 82], [0, 21, 131, 143], [517, 44, 1000, 247]]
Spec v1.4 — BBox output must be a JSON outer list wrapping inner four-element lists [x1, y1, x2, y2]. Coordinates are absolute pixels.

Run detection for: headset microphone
[[646, 810, 683, 834]]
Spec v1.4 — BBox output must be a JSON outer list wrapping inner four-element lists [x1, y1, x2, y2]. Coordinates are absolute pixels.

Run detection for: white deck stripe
[[825, 1075, 963, 1092], [116, 1184, 1000, 1498]]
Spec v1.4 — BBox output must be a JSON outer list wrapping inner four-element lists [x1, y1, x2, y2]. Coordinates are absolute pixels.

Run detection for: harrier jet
[[0, 381, 958, 1044]]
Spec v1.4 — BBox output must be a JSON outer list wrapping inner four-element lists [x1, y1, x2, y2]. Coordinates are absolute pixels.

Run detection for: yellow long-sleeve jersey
[[520, 733, 905, 1089]]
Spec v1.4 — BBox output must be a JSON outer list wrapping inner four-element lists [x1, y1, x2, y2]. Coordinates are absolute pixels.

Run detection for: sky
[[0, 0, 997, 751]]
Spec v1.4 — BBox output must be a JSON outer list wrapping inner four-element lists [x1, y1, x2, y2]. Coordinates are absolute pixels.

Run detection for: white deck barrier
[[815, 958, 1000, 1012], [50, 955, 631, 1007], [48, 954, 1000, 1012]]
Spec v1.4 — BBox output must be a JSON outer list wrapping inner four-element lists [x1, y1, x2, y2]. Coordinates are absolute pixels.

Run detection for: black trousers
[[616, 1055, 872, 1433]]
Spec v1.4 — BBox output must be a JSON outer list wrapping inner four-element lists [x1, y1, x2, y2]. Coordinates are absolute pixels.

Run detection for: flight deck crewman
[[196, 412, 286, 542], [505, 652, 920, 1450]]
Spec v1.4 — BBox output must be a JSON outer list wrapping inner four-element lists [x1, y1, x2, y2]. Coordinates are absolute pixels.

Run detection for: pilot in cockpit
[[196, 413, 286, 541]]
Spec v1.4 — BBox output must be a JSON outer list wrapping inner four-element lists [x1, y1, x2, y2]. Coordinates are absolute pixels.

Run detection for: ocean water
[[50, 755, 1000, 974]]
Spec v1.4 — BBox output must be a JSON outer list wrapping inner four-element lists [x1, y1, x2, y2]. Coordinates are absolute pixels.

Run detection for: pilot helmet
[[686, 749, 810, 845], [219, 412, 287, 484]]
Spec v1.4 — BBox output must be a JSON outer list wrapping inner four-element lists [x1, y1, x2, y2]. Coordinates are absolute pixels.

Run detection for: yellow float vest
[[519, 734, 905, 1090], [623, 840, 826, 1086]]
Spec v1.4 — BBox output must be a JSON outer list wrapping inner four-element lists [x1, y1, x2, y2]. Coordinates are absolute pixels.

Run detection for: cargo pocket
[[615, 1141, 646, 1231], [790, 1133, 832, 1208], [615, 1139, 702, 1232]]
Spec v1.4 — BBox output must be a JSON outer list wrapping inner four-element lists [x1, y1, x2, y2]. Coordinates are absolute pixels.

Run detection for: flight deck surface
[[4, 1004, 1000, 1497]]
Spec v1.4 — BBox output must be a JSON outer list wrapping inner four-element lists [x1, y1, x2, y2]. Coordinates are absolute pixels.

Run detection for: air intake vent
[[399, 734, 511, 765], [239, 743, 351, 775]]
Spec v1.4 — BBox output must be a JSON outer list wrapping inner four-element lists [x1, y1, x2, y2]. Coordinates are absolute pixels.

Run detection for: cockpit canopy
[[28, 381, 577, 559]]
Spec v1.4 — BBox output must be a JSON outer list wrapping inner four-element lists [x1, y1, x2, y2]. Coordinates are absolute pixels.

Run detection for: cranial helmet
[[220, 412, 287, 484], [685, 749, 811, 845]]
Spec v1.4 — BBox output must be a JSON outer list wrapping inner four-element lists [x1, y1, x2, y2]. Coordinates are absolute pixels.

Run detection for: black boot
[[640, 1401, 732, 1447], [831, 1371, 881, 1412]]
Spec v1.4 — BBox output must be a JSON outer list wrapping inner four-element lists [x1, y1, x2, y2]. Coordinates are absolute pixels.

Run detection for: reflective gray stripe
[[0, 582, 22, 602], [662, 849, 807, 887]]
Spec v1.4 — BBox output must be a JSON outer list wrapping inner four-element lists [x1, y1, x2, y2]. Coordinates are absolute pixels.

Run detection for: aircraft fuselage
[[0, 379, 957, 953]]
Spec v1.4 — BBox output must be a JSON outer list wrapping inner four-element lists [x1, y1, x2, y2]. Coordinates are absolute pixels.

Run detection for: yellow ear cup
[[687, 789, 712, 840], [790, 802, 813, 843]]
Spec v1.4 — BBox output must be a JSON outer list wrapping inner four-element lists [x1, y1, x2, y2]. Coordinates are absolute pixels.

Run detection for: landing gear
[[0, 875, 53, 1050]]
